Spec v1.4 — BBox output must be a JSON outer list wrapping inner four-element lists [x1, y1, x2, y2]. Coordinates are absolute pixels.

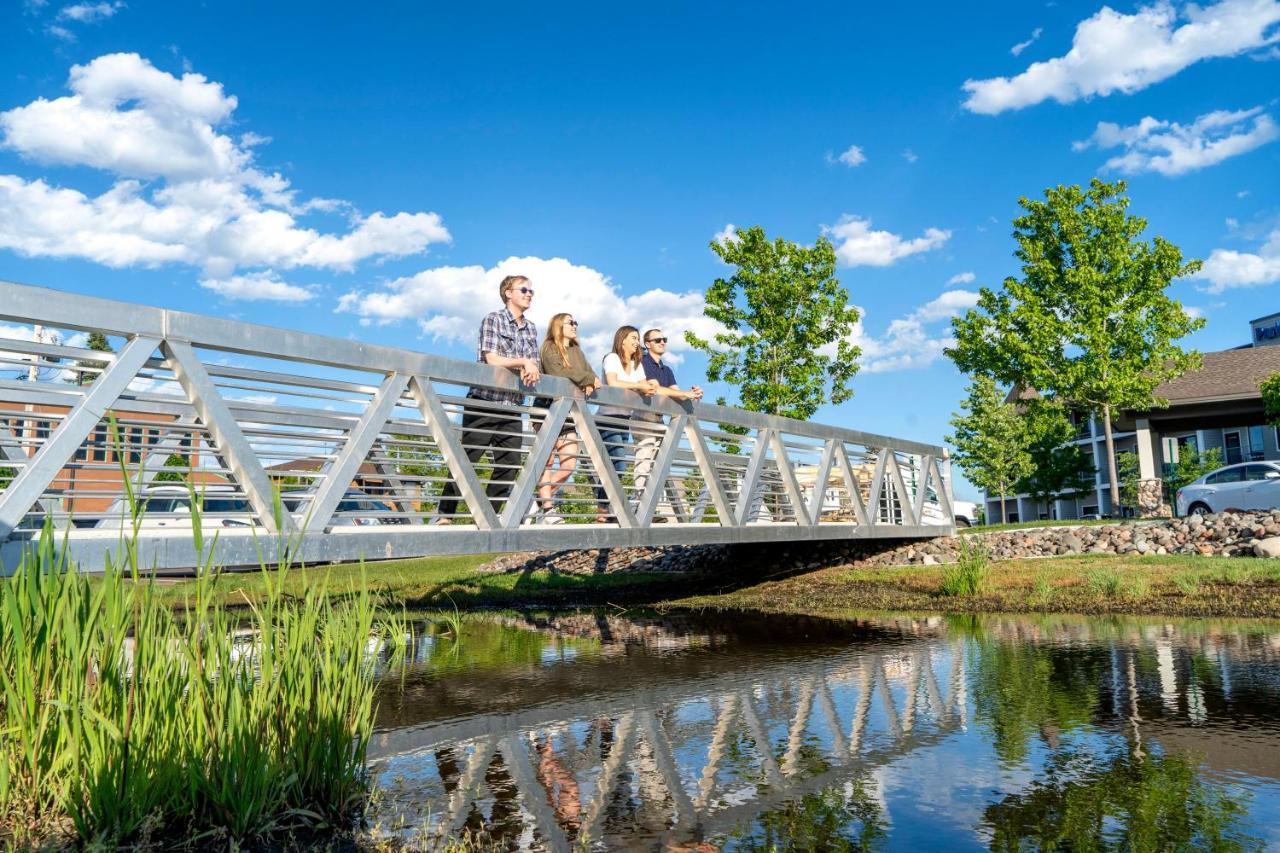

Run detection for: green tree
[[946, 377, 1033, 524], [72, 331, 113, 386], [1166, 446, 1223, 492], [949, 179, 1204, 514], [1262, 372, 1280, 426], [1014, 401, 1096, 510], [1116, 451, 1141, 514], [152, 453, 191, 483], [686, 225, 861, 419]]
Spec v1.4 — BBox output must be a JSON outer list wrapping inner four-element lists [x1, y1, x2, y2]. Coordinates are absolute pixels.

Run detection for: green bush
[[1085, 567, 1123, 597], [941, 539, 989, 597], [0, 520, 405, 848], [1172, 571, 1200, 594]]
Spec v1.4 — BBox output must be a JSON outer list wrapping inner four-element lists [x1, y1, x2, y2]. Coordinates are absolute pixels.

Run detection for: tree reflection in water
[[366, 613, 1280, 850], [983, 748, 1260, 852], [733, 778, 887, 852]]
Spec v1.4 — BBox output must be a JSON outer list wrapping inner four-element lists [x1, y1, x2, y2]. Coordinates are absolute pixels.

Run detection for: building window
[[1248, 425, 1266, 461], [1083, 504, 1098, 516], [90, 424, 109, 462]]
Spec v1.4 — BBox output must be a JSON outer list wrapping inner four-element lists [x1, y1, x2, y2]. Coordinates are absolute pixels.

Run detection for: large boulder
[[1253, 537, 1280, 559]]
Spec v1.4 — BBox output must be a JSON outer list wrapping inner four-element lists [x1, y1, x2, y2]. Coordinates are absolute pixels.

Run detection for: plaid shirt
[[469, 307, 539, 405]]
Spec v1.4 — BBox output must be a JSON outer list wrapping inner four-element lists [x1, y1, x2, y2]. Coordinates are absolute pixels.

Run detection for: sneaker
[[540, 512, 565, 525]]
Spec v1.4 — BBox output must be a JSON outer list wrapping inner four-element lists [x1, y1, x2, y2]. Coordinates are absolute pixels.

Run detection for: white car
[[95, 485, 258, 530], [1176, 461, 1280, 517]]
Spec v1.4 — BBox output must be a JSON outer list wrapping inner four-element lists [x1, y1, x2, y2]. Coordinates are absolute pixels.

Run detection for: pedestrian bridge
[[0, 280, 953, 572]]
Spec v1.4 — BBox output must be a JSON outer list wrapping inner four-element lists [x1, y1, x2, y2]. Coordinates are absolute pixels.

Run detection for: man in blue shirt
[[635, 329, 702, 520]]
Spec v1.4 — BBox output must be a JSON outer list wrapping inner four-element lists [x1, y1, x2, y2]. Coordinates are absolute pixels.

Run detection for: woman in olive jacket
[[534, 312, 600, 523]]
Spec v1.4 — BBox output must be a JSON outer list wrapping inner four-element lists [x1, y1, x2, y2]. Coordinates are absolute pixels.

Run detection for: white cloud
[[57, 1, 123, 23], [946, 271, 976, 286], [828, 145, 866, 167], [825, 215, 951, 267], [1010, 27, 1044, 56], [0, 53, 450, 278], [1238, 189, 1252, 197], [46, 24, 75, 40], [847, 290, 980, 373], [1073, 106, 1279, 175], [337, 256, 726, 367], [902, 148, 919, 163], [1227, 217, 1240, 229], [199, 270, 315, 302], [712, 223, 739, 247], [963, 0, 1280, 115], [1197, 227, 1280, 292]]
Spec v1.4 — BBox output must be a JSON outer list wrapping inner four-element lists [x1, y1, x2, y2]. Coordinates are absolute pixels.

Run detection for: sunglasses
[[646, 337, 668, 344], [517, 287, 534, 296], [566, 319, 578, 327]]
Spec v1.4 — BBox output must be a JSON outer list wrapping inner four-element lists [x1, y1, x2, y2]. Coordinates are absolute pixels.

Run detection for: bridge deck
[[0, 280, 953, 572]]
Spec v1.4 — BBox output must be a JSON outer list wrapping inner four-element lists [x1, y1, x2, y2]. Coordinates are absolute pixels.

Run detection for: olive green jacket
[[540, 342, 598, 390]]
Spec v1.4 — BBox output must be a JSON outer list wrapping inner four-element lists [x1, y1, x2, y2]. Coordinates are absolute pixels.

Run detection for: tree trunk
[[999, 480, 1008, 525], [1102, 404, 1119, 515]]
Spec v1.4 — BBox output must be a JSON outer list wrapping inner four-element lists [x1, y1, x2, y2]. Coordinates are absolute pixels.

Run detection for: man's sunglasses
[[516, 287, 534, 296], [646, 337, 668, 344]]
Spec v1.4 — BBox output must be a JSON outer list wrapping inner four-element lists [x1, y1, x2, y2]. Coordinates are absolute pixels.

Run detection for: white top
[[599, 352, 646, 418]]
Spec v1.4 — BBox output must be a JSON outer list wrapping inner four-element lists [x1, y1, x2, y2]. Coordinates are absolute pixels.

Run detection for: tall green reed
[[0, 505, 405, 847]]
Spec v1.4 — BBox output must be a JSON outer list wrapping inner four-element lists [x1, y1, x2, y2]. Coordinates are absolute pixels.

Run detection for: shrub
[[1172, 571, 1200, 594], [941, 539, 989, 597], [1085, 567, 1123, 597], [1031, 573, 1053, 604]]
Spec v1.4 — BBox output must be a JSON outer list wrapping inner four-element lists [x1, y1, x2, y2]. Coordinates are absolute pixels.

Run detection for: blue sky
[[2, 0, 1279, 499]]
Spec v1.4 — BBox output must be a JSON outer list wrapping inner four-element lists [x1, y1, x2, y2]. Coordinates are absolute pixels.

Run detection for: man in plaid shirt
[[435, 275, 541, 522]]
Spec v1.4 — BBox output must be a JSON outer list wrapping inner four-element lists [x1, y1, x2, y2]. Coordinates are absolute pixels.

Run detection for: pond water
[[365, 611, 1280, 851]]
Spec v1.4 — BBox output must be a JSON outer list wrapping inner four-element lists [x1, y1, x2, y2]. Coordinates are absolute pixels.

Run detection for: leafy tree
[[0, 465, 13, 489], [1014, 400, 1096, 510], [949, 179, 1204, 513], [1165, 446, 1223, 492], [152, 453, 191, 483], [72, 331, 113, 386], [1262, 372, 1280, 426], [686, 225, 861, 419], [1116, 451, 1141, 514], [946, 377, 1033, 524]]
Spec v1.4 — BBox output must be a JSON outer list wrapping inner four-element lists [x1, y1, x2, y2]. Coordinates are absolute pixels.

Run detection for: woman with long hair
[[533, 313, 599, 523], [594, 325, 659, 522]]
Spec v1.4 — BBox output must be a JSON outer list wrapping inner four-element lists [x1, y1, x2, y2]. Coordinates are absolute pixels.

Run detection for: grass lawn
[[136, 549, 1280, 620], [145, 553, 686, 612], [663, 552, 1280, 620], [961, 518, 1148, 535]]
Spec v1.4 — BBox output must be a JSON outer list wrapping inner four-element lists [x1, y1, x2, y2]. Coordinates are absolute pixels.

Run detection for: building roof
[[1153, 346, 1280, 404]]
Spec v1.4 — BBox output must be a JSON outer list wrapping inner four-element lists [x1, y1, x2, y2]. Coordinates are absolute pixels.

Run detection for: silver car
[[1176, 461, 1280, 517]]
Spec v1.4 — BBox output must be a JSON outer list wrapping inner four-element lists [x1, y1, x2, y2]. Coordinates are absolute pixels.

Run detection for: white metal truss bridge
[[0, 281, 953, 572]]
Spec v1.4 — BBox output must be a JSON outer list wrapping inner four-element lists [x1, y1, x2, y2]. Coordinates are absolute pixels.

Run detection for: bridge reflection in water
[[364, 614, 1280, 851]]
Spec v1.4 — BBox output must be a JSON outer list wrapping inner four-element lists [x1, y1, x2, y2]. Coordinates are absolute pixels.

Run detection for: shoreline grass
[[0, 523, 407, 849], [134, 548, 1280, 622], [662, 552, 1280, 620]]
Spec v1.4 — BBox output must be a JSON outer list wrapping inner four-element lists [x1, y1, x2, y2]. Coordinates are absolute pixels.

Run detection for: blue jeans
[[594, 426, 631, 506]]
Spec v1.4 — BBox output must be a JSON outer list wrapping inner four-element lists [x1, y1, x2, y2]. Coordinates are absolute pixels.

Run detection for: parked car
[[951, 499, 978, 528], [1176, 461, 1280, 517], [281, 489, 407, 527], [94, 485, 258, 530]]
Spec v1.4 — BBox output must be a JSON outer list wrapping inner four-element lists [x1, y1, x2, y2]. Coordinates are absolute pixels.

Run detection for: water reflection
[[366, 613, 1280, 851]]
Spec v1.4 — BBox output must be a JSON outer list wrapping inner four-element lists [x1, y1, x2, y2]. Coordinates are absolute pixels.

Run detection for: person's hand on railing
[[639, 378, 660, 397], [518, 358, 541, 386]]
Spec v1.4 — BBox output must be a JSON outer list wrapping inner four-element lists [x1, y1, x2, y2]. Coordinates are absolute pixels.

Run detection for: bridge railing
[[0, 280, 952, 571]]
